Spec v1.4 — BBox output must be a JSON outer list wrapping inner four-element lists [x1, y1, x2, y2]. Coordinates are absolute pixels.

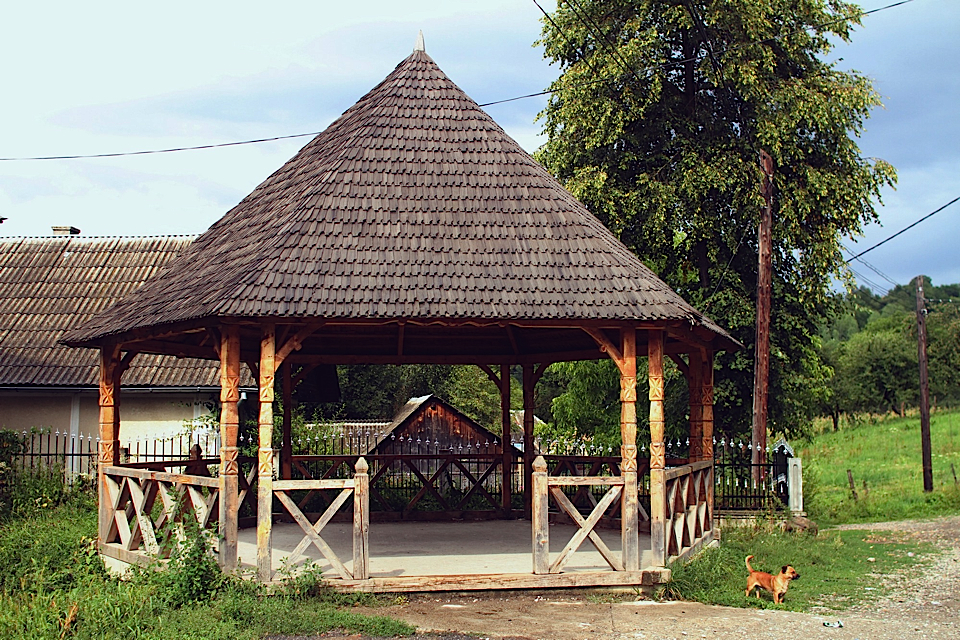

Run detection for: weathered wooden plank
[[273, 479, 355, 491], [664, 459, 712, 481], [331, 569, 672, 593], [103, 466, 220, 487], [352, 458, 370, 580], [99, 541, 158, 568], [531, 456, 549, 575], [547, 476, 625, 486], [670, 530, 715, 565], [127, 478, 160, 555]]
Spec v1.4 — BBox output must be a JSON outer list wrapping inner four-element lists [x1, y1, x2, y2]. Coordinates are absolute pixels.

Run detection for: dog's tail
[[745, 555, 755, 573]]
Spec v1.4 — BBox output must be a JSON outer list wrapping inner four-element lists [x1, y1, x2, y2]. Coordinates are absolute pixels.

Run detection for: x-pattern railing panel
[[664, 461, 713, 559], [102, 466, 222, 559], [275, 485, 354, 580]]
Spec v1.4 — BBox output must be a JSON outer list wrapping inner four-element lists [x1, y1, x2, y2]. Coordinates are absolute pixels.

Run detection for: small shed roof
[[0, 235, 224, 388], [63, 46, 734, 359]]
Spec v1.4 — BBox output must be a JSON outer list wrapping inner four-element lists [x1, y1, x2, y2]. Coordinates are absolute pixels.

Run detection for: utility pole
[[751, 150, 774, 478], [915, 276, 933, 493]]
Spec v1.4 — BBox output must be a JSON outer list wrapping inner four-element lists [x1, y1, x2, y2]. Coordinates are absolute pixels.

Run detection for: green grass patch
[[661, 523, 931, 611], [0, 503, 413, 640], [799, 410, 960, 525]]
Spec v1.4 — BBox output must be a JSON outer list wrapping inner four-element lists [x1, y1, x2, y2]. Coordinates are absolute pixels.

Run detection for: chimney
[[52, 226, 81, 236]]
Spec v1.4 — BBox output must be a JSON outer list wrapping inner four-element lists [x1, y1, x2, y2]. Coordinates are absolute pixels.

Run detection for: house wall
[[0, 390, 218, 442]]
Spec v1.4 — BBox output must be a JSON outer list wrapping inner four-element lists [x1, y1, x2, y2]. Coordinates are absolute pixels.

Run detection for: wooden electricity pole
[[915, 276, 934, 493], [751, 150, 774, 476]]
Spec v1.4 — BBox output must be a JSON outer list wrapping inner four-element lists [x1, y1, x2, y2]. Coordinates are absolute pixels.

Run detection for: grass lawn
[[0, 500, 413, 640], [663, 523, 932, 611], [798, 409, 960, 525]]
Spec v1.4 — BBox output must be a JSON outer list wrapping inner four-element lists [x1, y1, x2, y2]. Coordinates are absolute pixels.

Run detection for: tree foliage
[[537, 0, 894, 438], [819, 278, 960, 422]]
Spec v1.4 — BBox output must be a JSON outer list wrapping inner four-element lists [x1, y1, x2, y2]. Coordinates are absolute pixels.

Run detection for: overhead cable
[[845, 195, 960, 263], [0, 0, 919, 163]]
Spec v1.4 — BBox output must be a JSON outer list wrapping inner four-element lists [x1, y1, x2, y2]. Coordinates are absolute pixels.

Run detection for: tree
[[537, 0, 894, 438]]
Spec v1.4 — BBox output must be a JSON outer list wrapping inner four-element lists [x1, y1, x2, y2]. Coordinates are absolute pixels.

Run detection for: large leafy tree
[[537, 0, 894, 438]]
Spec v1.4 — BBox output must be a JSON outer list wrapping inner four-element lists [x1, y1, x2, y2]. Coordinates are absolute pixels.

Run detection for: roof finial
[[414, 30, 425, 53]]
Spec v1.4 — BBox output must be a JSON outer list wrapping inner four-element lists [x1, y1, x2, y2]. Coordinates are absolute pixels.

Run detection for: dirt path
[[291, 515, 960, 640]]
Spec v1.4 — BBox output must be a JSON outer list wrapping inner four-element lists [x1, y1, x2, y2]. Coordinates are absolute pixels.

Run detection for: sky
[[0, 0, 957, 294]]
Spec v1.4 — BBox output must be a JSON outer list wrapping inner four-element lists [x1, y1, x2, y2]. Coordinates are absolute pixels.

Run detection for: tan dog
[[745, 555, 800, 603]]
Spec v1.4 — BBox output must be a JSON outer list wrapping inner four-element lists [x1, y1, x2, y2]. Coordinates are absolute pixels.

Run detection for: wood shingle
[[63, 49, 733, 354]]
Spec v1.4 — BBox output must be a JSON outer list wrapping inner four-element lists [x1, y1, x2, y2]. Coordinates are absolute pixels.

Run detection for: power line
[[0, 0, 919, 163], [841, 244, 900, 288], [845, 195, 960, 263], [0, 132, 322, 162]]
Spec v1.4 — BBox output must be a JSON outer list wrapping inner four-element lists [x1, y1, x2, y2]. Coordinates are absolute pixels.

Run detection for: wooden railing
[[268, 457, 369, 581], [531, 456, 626, 574], [663, 459, 714, 562], [98, 458, 257, 565]]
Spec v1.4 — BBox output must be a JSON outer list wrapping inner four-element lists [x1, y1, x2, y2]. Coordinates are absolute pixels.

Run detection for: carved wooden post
[[688, 352, 704, 462], [531, 455, 549, 574], [701, 350, 715, 520], [522, 363, 536, 520], [218, 326, 241, 570], [648, 329, 667, 567], [500, 364, 512, 516], [97, 344, 121, 544], [353, 457, 370, 579], [620, 328, 640, 571], [257, 325, 276, 581]]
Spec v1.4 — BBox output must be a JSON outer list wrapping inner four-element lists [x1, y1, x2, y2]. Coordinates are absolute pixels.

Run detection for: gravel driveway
[[276, 515, 960, 640]]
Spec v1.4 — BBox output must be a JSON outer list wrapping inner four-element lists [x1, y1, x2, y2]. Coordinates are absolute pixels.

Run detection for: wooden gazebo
[[63, 40, 737, 591]]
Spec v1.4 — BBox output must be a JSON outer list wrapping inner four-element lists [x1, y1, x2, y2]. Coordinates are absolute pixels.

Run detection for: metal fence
[[4, 427, 794, 512], [3, 430, 98, 480]]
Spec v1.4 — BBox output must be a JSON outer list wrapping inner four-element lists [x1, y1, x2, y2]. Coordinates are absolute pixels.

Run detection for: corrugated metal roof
[[65, 49, 732, 347], [0, 235, 223, 387]]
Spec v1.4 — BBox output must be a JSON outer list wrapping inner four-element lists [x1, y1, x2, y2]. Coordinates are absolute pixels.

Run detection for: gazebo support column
[[281, 362, 293, 480], [257, 326, 277, 581], [522, 364, 536, 520], [648, 329, 667, 568], [97, 344, 121, 544], [688, 353, 704, 462], [619, 329, 640, 572], [218, 326, 241, 570], [500, 364, 512, 517], [701, 350, 715, 515]]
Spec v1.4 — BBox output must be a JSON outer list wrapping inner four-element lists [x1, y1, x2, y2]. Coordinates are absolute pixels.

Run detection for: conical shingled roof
[[65, 48, 731, 347]]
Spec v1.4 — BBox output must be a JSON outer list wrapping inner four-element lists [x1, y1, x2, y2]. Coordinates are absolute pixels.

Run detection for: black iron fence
[[3, 427, 794, 513]]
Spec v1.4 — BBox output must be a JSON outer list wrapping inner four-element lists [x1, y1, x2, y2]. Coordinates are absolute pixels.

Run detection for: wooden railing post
[[648, 329, 667, 567], [257, 325, 276, 582], [531, 455, 549, 574], [353, 457, 370, 580], [218, 326, 241, 571]]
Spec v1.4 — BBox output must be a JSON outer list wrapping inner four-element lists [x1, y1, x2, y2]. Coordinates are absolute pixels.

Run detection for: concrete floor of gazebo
[[237, 520, 656, 586]]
